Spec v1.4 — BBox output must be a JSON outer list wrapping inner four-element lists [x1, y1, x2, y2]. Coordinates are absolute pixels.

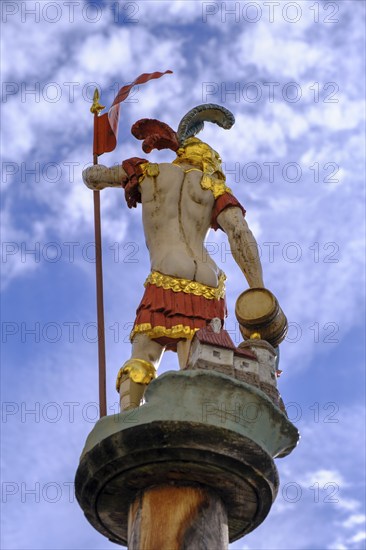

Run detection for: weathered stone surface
[[76, 420, 277, 545], [81, 370, 298, 459], [75, 370, 299, 546]]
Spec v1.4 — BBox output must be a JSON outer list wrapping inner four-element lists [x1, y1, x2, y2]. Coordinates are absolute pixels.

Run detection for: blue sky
[[1, 1, 365, 548]]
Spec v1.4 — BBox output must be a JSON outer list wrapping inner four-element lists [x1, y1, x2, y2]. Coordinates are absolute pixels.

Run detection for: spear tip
[[90, 87, 105, 115]]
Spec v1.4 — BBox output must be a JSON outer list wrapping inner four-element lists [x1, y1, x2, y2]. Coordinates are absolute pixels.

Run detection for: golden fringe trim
[[130, 323, 199, 343], [144, 271, 226, 300]]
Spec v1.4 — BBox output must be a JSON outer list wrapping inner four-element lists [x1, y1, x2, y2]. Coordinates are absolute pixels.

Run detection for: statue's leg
[[117, 334, 165, 411], [177, 339, 192, 370]]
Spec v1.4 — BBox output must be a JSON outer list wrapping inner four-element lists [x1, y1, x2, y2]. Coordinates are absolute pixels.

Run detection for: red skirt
[[131, 283, 227, 351]]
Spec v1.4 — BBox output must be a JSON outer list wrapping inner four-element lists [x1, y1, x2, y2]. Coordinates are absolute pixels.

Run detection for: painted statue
[[83, 104, 264, 410]]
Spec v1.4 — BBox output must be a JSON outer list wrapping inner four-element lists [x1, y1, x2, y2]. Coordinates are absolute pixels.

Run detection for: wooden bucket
[[235, 288, 288, 347]]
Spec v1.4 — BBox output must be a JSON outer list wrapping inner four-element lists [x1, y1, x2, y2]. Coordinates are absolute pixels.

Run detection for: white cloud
[[349, 531, 366, 544], [136, 0, 204, 25], [306, 100, 365, 131], [1, 1, 112, 82], [337, 498, 364, 513], [341, 514, 366, 529], [74, 29, 133, 76], [0, 208, 47, 289], [250, 30, 330, 80], [327, 542, 347, 550], [299, 468, 347, 488]]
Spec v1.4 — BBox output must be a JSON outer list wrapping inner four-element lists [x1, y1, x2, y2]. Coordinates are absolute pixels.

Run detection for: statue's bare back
[[142, 163, 220, 287]]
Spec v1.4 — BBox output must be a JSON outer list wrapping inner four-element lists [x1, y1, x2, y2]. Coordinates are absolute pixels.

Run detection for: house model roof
[[195, 325, 258, 361]]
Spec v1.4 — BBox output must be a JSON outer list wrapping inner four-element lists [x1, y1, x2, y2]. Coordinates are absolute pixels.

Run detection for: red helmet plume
[[131, 119, 179, 153]]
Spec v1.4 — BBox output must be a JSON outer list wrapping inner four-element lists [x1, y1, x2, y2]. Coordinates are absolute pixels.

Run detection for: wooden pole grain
[[128, 485, 229, 550], [93, 141, 107, 417]]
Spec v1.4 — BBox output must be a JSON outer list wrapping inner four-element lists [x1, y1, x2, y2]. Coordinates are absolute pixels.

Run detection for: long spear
[[88, 72, 173, 418], [90, 89, 107, 418]]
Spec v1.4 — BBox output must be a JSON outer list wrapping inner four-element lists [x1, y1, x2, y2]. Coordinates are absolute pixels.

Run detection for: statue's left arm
[[82, 165, 127, 190], [216, 206, 264, 289]]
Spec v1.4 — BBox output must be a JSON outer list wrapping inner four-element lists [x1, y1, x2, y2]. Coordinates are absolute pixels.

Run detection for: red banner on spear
[[92, 70, 173, 156]]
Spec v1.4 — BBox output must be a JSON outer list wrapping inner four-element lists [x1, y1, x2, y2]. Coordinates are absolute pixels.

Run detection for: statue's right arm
[[82, 165, 127, 191], [217, 206, 264, 289]]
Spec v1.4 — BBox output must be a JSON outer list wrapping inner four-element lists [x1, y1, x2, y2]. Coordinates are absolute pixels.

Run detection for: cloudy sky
[[1, 1, 365, 548]]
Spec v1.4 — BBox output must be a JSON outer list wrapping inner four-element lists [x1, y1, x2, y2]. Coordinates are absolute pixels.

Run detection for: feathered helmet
[[131, 104, 235, 153]]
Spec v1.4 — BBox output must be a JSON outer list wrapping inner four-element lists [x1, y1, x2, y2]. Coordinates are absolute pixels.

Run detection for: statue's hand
[[82, 165, 110, 191]]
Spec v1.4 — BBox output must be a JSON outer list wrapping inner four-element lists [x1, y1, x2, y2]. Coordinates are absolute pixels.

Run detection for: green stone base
[[75, 370, 299, 546]]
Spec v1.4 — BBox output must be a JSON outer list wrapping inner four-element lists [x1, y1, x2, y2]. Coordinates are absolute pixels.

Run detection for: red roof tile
[[195, 326, 236, 350]]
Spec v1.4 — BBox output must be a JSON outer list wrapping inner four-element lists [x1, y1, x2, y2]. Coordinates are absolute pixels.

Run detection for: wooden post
[[128, 485, 229, 550], [90, 88, 107, 418], [92, 186, 107, 418]]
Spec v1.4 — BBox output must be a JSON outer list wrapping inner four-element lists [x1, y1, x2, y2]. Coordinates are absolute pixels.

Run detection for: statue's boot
[[116, 358, 157, 411]]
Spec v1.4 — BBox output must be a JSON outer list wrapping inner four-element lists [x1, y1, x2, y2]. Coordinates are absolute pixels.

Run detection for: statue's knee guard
[[116, 358, 157, 392]]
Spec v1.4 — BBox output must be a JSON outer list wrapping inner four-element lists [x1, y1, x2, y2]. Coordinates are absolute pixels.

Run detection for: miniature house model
[[186, 318, 283, 408]]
